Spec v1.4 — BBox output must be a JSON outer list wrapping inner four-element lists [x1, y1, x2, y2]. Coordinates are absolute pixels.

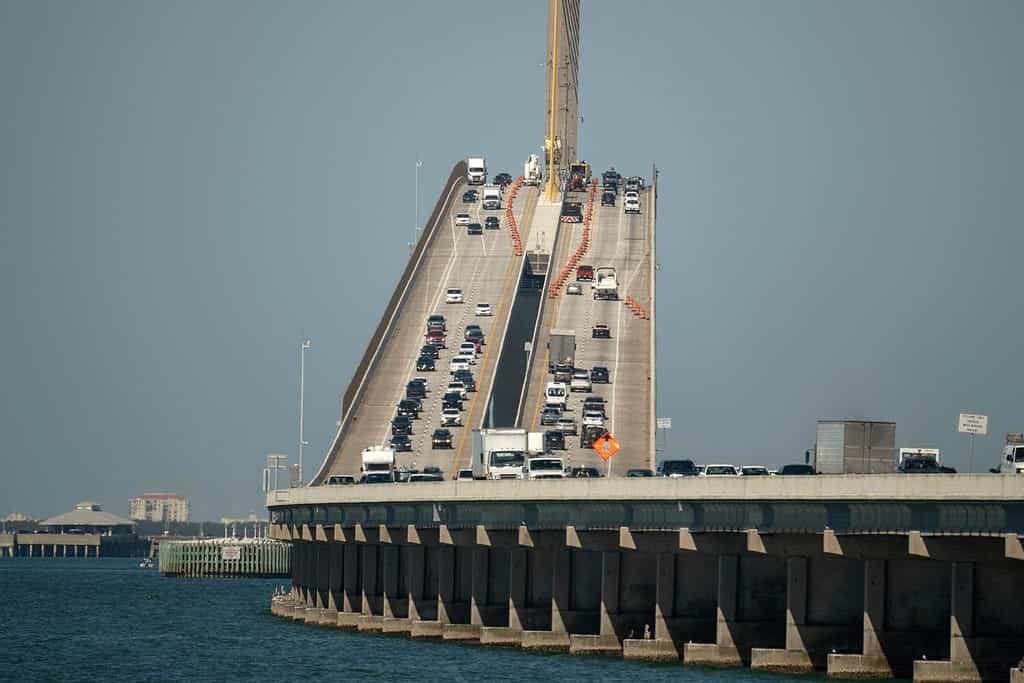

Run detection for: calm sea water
[[0, 559, 884, 682]]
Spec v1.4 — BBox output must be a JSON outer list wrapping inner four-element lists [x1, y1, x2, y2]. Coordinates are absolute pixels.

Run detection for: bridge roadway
[[268, 475, 1024, 682], [521, 185, 655, 475], [313, 174, 538, 482]]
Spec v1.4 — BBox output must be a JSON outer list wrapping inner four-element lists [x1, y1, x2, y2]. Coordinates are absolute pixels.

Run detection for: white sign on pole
[[221, 545, 241, 561], [524, 341, 533, 352], [957, 413, 989, 435], [656, 417, 672, 430]]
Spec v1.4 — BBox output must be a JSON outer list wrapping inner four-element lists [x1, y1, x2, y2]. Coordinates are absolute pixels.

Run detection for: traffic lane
[[402, 190, 534, 477], [325, 183, 485, 476]]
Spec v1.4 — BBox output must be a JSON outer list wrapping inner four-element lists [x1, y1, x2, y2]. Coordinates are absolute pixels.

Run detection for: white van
[[999, 433, 1024, 474], [545, 382, 568, 408]]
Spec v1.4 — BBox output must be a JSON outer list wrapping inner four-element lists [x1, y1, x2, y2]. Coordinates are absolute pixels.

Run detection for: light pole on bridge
[[298, 338, 311, 486]]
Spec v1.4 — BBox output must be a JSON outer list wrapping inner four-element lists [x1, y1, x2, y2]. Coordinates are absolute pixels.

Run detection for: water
[[1, 559, 853, 682]]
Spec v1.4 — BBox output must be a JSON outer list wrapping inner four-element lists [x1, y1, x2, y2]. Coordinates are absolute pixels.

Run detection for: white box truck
[[524, 154, 541, 186], [482, 184, 502, 210], [471, 428, 542, 479], [361, 447, 395, 476], [547, 329, 576, 372], [593, 267, 619, 300], [467, 157, 487, 185]]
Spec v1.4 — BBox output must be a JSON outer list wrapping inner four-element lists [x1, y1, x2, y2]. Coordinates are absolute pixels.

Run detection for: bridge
[[270, 2, 1024, 681]]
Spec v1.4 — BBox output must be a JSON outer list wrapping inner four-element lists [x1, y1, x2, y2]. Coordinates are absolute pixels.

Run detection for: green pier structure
[[159, 536, 290, 578]]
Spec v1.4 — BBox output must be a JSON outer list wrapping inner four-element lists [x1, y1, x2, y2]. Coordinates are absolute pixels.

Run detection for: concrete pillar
[[827, 558, 894, 679], [785, 557, 808, 651], [437, 546, 455, 625], [599, 550, 621, 638], [913, 561, 983, 682], [406, 545, 425, 621], [381, 545, 399, 618], [654, 552, 674, 641], [342, 543, 360, 612], [361, 544, 378, 616], [551, 548, 570, 633], [470, 547, 488, 627], [508, 548, 527, 631], [716, 554, 739, 649]]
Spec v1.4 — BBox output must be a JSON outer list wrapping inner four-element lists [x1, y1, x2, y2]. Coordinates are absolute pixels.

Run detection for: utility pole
[[298, 338, 311, 486]]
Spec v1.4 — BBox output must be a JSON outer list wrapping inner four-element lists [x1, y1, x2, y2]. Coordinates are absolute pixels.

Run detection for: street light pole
[[298, 338, 311, 486], [415, 159, 422, 245]]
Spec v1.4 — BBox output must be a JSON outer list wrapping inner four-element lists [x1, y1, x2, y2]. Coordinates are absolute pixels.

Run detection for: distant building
[[129, 493, 190, 523], [40, 501, 135, 534]]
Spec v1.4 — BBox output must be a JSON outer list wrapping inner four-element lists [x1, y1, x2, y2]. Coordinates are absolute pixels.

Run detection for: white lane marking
[[608, 199, 628, 433]]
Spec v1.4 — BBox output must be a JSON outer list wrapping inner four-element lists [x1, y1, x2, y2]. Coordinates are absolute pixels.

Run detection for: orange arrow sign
[[593, 432, 620, 461]]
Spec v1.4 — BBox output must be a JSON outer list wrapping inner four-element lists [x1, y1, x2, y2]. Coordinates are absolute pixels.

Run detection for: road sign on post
[[656, 418, 672, 429], [593, 432, 621, 476], [958, 413, 988, 473]]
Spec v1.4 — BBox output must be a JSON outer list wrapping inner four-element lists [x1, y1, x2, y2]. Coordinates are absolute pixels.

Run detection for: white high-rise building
[[129, 493, 190, 523]]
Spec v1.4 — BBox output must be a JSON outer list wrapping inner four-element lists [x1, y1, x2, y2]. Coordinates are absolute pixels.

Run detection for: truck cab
[[481, 184, 502, 210], [524, 154, 541, 186], [999, 434, 1024, 474], [360, 447, 396, 479], [467, 157, 486, 185]]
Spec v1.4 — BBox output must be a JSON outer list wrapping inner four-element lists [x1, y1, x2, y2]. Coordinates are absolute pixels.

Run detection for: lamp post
[[414, 159, 422, 245], [298, 338, 311, 486]]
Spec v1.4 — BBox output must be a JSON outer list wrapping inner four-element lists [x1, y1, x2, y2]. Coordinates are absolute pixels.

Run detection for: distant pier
[[159, 536, 290, 578]]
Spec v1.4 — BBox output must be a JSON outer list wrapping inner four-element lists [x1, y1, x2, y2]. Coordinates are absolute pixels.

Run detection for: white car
[[475, 303, 492, 316], [446, 381, 467, 398], [441, 408, 462, 427], [570, 370, 591, 393], [555, 416, 578, 436], [459, 341, 480, 357], [566, 283, 582, 295], [449, 357, 470, 374], [445, 288, 463, 304], [582, 410, 604, 428], [455, 213, 471, 226], [456, 350, 476, 366], [702, 464, 740, 477]]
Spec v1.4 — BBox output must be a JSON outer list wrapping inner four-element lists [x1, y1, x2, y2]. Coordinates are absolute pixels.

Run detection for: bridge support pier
[[623, 552, 684, 661], [337, 543, 361, 628], [358, 544, 383, 631], [521, 547, 571, 651]]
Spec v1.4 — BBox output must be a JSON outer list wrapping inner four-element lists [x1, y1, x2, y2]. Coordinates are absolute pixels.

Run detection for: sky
[[1, 0, 1021, 520]]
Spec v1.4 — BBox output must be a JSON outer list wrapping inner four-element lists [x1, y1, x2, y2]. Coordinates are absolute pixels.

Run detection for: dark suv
[[898, 457, 956, 474], [590, 366, 609, 383], [391, 416, 413, 436], [778, 464, 816, 475], [658, 459, 699, 477], [544, 429, 565, 450], [600, 191, 616, 207]]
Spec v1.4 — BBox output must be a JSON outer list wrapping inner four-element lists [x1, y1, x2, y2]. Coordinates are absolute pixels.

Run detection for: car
[[582, 397, 607, 418], [427, 314, 447, 330], [898, 457, 956, 474], [658, 459, 700, 477], [553, 364, 572, 384], [555, 416, 578, 436], [484, 216, 500, 229], [409, 473, 444, 482], [405, 381, 426, 400], [600, 191, 616, 207], [450, 357, 470, 374], [571, 375, 592, 393], [580, 425, 606, 448], [394, 469, 417, 483], [452, 370, 476, 392], [577, 265, 594, 281], [396, 399, 420, 418], [592, 324, 611, 339], [465, 332, 484, 349], [459, 341, 479, 357], [582, 410, 604, 428], [426, 330, 446, 347], [540, 407, 561, 426], [740, 465, 771, 476], [390, 434, 412, 452], [391, 416, 412, 436], [625, 176, 642, 193], [703, 464, 739, 476], [456, 468, 475, 481], [778, 464, 816, 475], [419, 344, 440, 359], [625, 468, 654, 478], [441, 392, 463, 410], [432, 429, 453, 449], [446, 381, 468, 398], [590, 366, 609, 383], [462, 190, 477, 202], [455, 350, 476, 366], [416, 356, 435, 371], [570, 467, 601, 478], [544, 429, 565, 450], [441, 408, 462, 427], [326, 474, 356, 485], [361, 472, 393, 484], [445, 288, 464, 304], [455, 213, 471, 226], [494, 172, 513, 186], [476, 303, 492, 316], [566, 283, 582, 295], [467, 223, 483, 235], [464, 323, 482, 336]]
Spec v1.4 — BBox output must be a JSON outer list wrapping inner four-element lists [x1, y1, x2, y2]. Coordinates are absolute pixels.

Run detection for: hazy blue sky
[[1, 1, 1021, 520]]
